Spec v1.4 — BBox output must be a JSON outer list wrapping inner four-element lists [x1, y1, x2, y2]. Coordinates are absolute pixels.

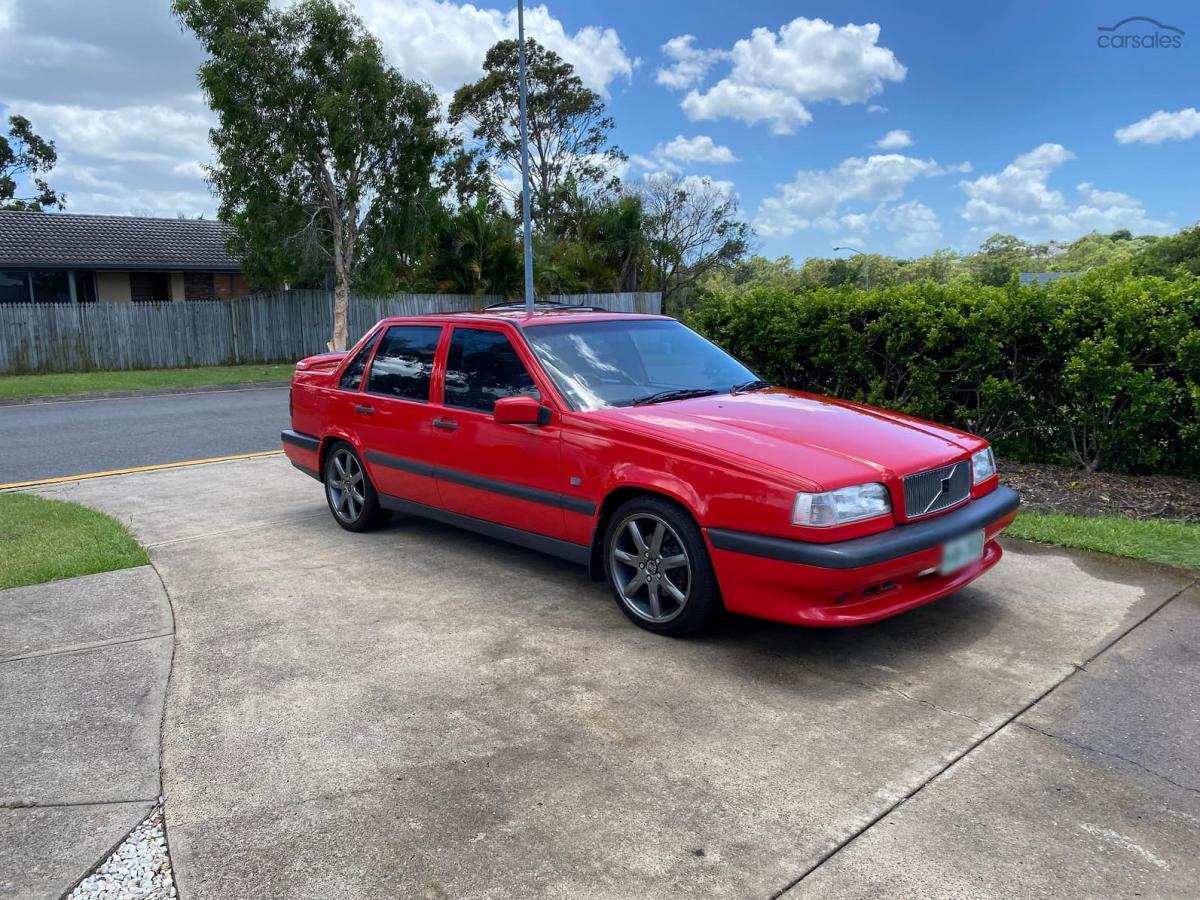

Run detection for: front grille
[[903, 460, 972, 519]]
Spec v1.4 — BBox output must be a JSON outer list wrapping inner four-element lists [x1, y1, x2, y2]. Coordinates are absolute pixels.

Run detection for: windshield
[[523, 319, 757, 411]]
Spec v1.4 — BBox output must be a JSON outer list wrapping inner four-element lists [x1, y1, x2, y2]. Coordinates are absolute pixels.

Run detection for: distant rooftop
[[0, 211, 241, 272], [1018, 271, 1080, 285]]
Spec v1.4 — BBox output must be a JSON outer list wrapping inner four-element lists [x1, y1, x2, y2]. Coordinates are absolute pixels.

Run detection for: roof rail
[[483, 301, 609, 312]]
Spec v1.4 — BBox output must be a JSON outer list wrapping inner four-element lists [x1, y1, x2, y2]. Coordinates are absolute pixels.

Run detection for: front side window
[[524, 319, 756, 411], [444, 328, 540, 413], [338, 330, 381, 391], [365, 325, 441, 401]]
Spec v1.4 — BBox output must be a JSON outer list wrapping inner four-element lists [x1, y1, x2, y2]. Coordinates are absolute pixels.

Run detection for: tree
[[966, 234, 1035, 286], [0, 115, 64, 211], [1131, 223, 1200, 278], [640, 174, 749, 311], [174, 0, 445, 350], [424, 199, 523, 296], [449, 38, 624, 230]]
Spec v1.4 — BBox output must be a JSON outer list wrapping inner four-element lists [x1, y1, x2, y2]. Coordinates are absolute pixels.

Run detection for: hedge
[[687, 267, 1200, 476]]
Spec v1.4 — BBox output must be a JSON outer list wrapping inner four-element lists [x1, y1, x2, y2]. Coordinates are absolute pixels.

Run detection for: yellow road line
[[0, 450, 284, 490]]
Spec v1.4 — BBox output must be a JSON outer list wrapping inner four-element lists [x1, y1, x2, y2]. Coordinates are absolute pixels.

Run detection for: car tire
[[323, 442, 391, 532], [603, 495, 721, 636]]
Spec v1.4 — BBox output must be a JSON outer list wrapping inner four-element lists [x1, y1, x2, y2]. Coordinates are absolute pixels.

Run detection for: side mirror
[[494, 395, 549, 425]]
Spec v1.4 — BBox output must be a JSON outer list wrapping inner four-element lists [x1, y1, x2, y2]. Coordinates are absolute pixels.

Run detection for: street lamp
[[516, 0, 535, 313], [833, 246, 869, 291]]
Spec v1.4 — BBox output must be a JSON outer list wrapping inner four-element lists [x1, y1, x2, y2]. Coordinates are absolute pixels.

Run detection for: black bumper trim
[[708, 486, 1020, 570], [281, 429, 320, 452], [291, 460, 321, 481]]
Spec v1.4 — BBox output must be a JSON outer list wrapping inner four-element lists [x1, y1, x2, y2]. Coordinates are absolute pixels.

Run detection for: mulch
[[1000, 458, 1200, 523]]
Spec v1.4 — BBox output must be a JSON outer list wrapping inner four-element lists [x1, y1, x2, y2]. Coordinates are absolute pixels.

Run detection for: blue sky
[[1, 0, 1196, 260]]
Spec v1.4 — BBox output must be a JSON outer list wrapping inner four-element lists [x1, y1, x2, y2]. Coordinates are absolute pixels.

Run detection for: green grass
[[0, 363, 294, 401], [0, 493, 149, 590], [1008, 511, 1200, 571]]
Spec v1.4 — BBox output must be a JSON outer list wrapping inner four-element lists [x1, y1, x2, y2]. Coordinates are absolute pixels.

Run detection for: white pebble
[[68, 802, 176, 900]]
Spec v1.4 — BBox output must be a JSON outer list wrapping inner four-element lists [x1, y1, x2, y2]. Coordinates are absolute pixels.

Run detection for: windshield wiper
[[631, 388, 720, 406], [731, 379, 773, 393]]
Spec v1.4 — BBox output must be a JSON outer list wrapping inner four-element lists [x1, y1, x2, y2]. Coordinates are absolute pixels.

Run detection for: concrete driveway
[[27, 456, 1199, 898]]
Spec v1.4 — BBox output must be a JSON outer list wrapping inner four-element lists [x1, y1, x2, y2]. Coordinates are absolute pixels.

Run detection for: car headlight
[[792, 483, 891, 527], [971, 447, 997, 484]]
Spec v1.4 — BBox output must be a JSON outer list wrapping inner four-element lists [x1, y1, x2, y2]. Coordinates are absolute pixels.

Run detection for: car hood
[[594, 388, 979, 489]]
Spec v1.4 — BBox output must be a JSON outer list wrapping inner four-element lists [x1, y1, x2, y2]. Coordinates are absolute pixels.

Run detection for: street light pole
[[516, 0, 535, 313], [833, 246, 869, 291]]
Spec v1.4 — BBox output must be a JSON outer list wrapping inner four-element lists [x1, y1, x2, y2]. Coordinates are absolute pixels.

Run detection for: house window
[[184, 272, 216, 301], [74, 272, 98, 303], [0, 270, 98, 303], [30, 271, 72, 303], [0, 270, 29, 303], [130, 272, 171, 303]]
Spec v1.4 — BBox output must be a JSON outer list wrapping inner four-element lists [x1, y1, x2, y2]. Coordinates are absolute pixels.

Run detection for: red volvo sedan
[[282, 306, 1019, 636]]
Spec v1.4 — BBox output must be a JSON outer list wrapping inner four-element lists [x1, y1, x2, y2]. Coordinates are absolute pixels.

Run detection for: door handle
[[433, 418, 458, 432], [354, 404, 375, 415]]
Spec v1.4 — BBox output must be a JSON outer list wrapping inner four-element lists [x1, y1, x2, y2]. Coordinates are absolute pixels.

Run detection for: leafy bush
[[688, 267, 1200, 476]]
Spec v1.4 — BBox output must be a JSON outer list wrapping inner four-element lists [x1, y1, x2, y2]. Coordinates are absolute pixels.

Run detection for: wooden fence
[[0, 290, 661, 375]]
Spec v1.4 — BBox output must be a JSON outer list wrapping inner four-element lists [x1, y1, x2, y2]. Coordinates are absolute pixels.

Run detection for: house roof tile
[[0, 211, 241, 271]]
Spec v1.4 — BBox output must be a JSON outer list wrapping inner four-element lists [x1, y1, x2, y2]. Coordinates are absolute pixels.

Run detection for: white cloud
[[661, 17, 906, 134], [15, 100, 212, 165], [874, 128, 912, 149], [631, 134, 739, 177], [655, 35, 724, 90], [1114, 108, 1200, 145], [355, 0, 634, 100], [960, 143, 1168, 239], [866, 104, 887, 114], [755, 153, 965, 236], [657, 134, 739, 164], [871, 200, 941, 251]]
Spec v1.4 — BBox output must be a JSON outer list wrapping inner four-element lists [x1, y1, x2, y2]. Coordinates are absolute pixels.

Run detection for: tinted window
[[366, 325, 440, 401], [338, 330, 381, 391], [444, 329, 540, 413]]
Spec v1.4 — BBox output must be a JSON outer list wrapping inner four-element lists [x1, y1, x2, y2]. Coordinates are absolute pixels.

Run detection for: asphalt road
[[0, 387, 289, 485]]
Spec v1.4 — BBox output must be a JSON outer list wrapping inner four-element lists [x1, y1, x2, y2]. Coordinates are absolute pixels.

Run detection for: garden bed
[[1000, 458, 1200, 523]]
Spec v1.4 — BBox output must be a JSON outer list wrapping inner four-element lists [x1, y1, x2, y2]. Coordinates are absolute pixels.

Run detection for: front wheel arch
[[588, 486, 702, 581]]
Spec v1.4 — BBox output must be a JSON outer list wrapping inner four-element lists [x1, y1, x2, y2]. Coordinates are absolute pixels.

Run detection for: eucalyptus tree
[[174, 0, 445, 349]]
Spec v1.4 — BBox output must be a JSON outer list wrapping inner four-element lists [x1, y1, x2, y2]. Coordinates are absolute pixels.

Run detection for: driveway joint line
[[145, 512, 327, 548], [1015, 720, 1200, 796], [768, 574, 1199, 899], [0, 631, 174, 665], [0, 797, 158, 811]]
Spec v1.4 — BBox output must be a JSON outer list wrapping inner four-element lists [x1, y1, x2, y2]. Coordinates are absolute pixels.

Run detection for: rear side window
[[338, 331, 381, 391], [366, 325, 441, 401], [444, 328, 540, 413]]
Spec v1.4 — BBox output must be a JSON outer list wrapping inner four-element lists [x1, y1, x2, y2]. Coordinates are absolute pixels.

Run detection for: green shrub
[[687, 267, 1200, 476]]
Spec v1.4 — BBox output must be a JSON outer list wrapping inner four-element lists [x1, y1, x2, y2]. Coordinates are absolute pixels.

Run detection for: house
[[0, 211, 250, 303], [1018, 271, 1079, 285]]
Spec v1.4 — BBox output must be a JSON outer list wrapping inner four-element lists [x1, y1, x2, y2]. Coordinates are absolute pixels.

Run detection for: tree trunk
[[330, 272, 349, 352]]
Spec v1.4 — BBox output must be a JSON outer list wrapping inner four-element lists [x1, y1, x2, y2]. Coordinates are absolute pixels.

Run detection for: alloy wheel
[[328, 448, 366, 524], [608, 513, 692, 623]]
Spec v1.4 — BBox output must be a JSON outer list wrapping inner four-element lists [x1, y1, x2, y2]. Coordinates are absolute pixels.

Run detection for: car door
[[354, 323, 445, 508], [432, 325, 567, 539]]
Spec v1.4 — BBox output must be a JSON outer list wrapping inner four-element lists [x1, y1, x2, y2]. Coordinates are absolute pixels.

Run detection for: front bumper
[[705, 486, 1019, 626]]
